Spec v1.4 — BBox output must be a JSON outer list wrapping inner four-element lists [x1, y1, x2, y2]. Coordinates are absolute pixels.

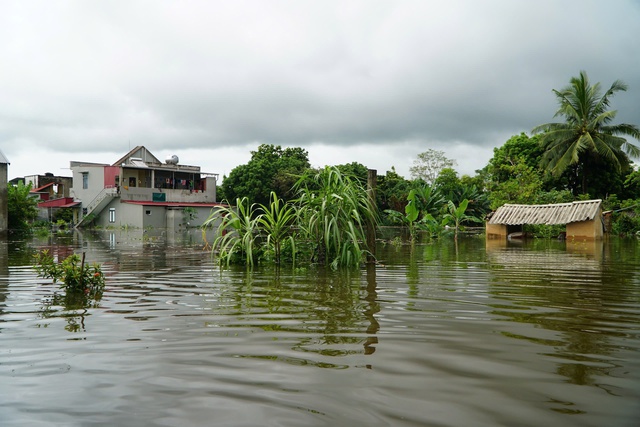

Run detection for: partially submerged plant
[[33, 250, 105, 299], [203, 167, 378, 270], [294, 166, 378, 269], [257, 192, 298, 265], [203, 197, 262, 268], [442, 199, 482, 241]]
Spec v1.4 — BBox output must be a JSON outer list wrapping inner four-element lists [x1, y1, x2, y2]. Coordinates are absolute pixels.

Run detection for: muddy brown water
[[1, 230, 639, 426]]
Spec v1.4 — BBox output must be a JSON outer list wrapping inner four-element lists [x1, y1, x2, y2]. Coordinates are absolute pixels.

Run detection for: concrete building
[[486, 199, 604, 240], [25, 173, 73, 199], [25, 174, 76, 222], [70, 146, 223, 229], [0, 150, 8, 235]]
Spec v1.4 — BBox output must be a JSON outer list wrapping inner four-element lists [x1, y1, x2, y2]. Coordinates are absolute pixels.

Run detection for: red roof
[[121, 201, 225, 208], [37, 197, 80, 208], [31, 182, 54, 192]]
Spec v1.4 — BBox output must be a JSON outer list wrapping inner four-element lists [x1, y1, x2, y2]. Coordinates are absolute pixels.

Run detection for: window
[[109, 208, 116, 223], [82, 172, 89, 189], [145, 210, 152, 216]]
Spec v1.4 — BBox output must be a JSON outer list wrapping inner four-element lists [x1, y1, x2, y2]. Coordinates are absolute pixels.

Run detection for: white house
[[70, 146, 224, 229]]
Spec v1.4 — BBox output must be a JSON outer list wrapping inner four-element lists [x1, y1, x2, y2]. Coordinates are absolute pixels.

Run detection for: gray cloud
[[2, 0, 639, 179]]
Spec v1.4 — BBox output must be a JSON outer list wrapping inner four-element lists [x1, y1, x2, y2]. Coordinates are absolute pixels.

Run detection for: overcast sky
[[2, 0, 639, 182]]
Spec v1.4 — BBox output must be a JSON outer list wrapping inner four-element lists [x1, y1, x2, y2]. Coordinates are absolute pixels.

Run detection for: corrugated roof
[[0, 149, 9, 164], [488, 200, 602, 225]]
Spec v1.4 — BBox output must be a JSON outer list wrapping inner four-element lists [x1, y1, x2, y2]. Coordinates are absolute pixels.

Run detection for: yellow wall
[[566, 218, 603, 240], [486, 223, 508, 239]]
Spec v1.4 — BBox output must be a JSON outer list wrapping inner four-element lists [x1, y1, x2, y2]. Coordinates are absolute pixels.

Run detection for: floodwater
[[1, 230, 639, 427]]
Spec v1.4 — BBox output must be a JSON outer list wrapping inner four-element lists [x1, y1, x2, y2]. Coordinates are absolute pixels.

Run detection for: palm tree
[[532, 71, 640, 194]]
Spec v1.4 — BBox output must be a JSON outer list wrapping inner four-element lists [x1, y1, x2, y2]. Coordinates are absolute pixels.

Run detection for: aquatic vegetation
[[33, 250, 105, 299], [204, 167, 378, 269]]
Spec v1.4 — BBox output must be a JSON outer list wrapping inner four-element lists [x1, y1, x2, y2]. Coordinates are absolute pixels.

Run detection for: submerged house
[[486, 199, 604, 240], [70, 146, 222, 229]]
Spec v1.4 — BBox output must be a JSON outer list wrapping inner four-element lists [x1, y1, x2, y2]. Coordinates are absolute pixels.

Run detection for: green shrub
[[34, 250, 105, 299]]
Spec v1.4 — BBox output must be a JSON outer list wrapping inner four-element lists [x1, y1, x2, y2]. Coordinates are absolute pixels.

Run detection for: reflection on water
[[0, 230, 639, 426]]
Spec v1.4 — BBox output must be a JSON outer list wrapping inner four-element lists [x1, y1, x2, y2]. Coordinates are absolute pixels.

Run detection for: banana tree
[[442, 199, 482, 241]]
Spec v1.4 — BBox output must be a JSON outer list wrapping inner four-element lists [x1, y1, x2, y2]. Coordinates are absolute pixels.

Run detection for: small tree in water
[[34, 250, 105, 299]]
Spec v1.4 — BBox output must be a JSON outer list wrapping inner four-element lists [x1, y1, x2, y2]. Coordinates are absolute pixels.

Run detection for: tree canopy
[[532, 70, 640, 194], [409, 149, 456, 184], [8, 181, 38, 230], [220, 144, 310, 206]]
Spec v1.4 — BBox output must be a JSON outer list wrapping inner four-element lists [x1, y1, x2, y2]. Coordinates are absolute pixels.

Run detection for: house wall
[[485, 222, 508, 239], [205, 176, 217, 202], [93, 202, 220, 230], [566, 205, 603, 240], [190, 206, 219, 228], [94, 200, 143, 228], [142, 206, 166, 229], [104, 166, 120, 188], [70, 163, 108, 209], [122, 168, 152, 188], [0, 163, 8, 234], [566, 218, 603, 240], [120, 187, 216, 203], [166, 206, 218, 230]]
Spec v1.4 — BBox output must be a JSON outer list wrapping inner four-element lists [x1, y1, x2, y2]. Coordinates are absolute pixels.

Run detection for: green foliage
[[7, 181, 38, 230], [221, 144, 310, 206], [604, 198, 640, 237], [377, 167, 412, 221], [483, 133, 545, 182], [257, 192, 298, 265], [203, 198, 262, 268], [412, 183, 446, 217], [384, 183, 457, 242], [335, 162, 369, 186], [558, 154, 630, 198], [410, 149, 456, 184], [622, 169, 640, 199], [432, 168, 490, 219], [33, 250, 105, 298], [481, 131, 630, 207], [383, 188, 421, 242], [442, 199, 482, 240], [524, 224, 566, 239], [487, 158, 544, 209], [532, 71, 640, 195], [205, 167, 378, 269], [52, 207, 74, 224], [611, 211, 640, 236], [419, 213, 450, 240], [295, 166, 378, 269], [433, 168, 462, 200]]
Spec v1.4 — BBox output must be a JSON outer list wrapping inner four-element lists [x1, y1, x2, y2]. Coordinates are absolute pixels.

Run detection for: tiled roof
[[488, 200, 602, 225]]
